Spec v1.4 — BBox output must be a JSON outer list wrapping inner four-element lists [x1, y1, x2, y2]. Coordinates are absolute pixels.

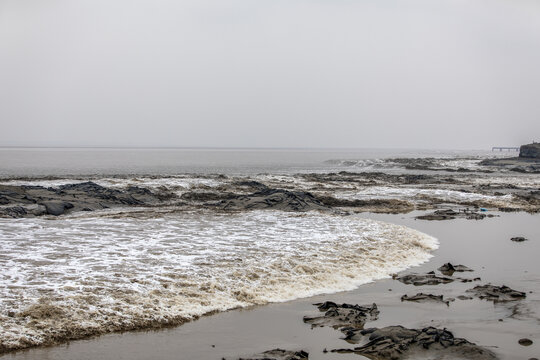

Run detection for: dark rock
[[303, 302, 378, 329], [333, 325, 497, 359], [31, 205, 47, 216], [438, 262, 474, 276], [316, 196, 414, 213], [510, 237, 528, 242], [1, 206, 27, 218], [395, 272, 455, 286], [518, 338, 533, 346], [467, 284, 526, 302], [401, 293, 451, 305], [416, 209, 486, 221], [519, 143, 540, 158], [234, 180, 268, 191], [480, 155, 540, 173], [57, 181, 105, 192], [181, 191, 235, 202], [238, 349, 308, 360], [42, 201, 72, 216], [220, 189, 328, 212], [0, 182, 164, 218]]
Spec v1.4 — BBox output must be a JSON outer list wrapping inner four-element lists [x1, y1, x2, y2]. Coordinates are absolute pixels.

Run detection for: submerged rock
[[401, 293, 451, 305], [334, 326, 497, 359], [438, 262, 474, 276], [238, 349, 308, 360], [303, 302, 379, 329], [467, 284, 526, 302]]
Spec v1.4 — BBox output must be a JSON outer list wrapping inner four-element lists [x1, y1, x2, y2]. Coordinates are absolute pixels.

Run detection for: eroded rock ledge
[[303, 301, 379, 329], [334, 326, 497, 360], [0, 182, 169, 217]]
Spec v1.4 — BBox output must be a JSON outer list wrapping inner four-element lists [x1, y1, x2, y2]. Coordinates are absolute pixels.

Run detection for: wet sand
[[2, 211, 539, 360]]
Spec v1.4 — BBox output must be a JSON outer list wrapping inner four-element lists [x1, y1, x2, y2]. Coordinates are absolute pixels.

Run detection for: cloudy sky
[[1, 0, 539, 149]]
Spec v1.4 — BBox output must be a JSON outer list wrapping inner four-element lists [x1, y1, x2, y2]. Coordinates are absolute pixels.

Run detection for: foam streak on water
[[0, 210, 437, 351]]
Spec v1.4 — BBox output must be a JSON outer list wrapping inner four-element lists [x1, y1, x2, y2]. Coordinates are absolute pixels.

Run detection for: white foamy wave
[[0, 175, 226, 196], [0, 211, 437, 351], [334, 186, 514, 205]]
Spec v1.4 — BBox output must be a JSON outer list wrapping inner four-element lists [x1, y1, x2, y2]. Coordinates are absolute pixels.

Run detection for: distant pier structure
[[491, 146, 519, 152]]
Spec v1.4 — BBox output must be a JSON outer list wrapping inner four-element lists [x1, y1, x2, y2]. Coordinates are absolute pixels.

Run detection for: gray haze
[[1, 0, 539, 149]]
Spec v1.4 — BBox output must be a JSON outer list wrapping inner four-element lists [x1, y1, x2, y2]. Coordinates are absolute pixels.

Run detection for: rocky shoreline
[[1, 198, 538, 360], [2, 168, 540, 219], [1, 154, 539, 359]]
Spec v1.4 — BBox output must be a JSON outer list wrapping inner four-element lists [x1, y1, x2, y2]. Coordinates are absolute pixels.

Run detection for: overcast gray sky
[[1, 0, 539, 149]]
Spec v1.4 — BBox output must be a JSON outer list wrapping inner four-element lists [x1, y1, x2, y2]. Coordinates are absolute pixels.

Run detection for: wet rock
[[42, 201, 72, 216], [438, 262, 474, 276], [303, 302, 378, 329], [1, 206, 27, 218], [518, 338, 533, 346], [181, 191, 235, 202], [510, 237, 528, 242], [334, 326, 497, 359], [0, 182, 164, 218], [234, 180, 269, 191], [467, 284, 526, 302], [395, 272, 455, 286], [220, 189, 328, 212], [480, 156, 540, 173], [238, 349, 308, 360], [416, 209, 486, 221], [31, 205, 47, 216], [401, 293, 451, 305], [316, 196, 414, 214]]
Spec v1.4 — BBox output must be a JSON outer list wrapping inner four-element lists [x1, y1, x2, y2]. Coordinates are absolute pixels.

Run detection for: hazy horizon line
[[0, 145, 516, 151]]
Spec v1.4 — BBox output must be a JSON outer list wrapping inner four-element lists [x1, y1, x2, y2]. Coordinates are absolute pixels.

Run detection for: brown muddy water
[[3, 211, 539, 360]]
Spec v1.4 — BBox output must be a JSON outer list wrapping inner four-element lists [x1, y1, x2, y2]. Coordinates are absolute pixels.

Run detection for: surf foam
[[0, 210, 437, 352]]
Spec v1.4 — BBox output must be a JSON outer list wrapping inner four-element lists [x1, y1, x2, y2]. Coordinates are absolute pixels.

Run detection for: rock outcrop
[[438, 263, 474, 276], [519, 143, 540, 159], [0, 182, 166, 218], [218, 189, 329, 212], [303, 302, 379, 329], [416, 209, 490, 221], [466, 285, 526, 302], [334, 326, 497, 359]]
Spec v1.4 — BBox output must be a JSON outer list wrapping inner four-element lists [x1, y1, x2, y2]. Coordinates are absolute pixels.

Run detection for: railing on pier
[[491, 147, 519, 152]]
